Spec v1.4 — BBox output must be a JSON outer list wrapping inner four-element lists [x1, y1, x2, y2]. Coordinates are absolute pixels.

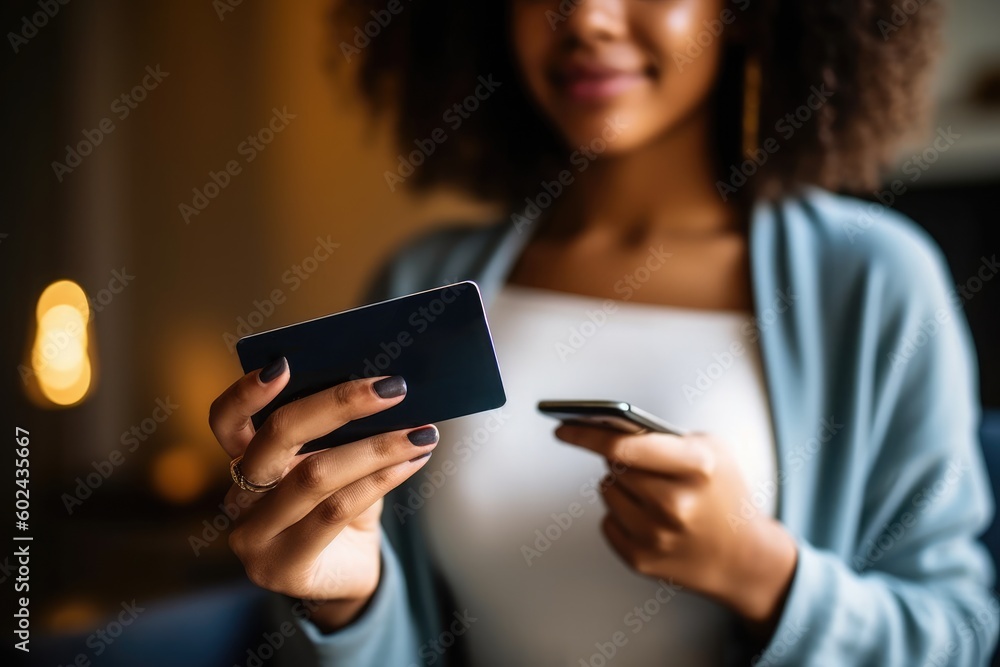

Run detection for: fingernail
[[407, 426, 438, 446], [373, 375, 407, 399], [259, 357, 287, 383], [409, 452, 432, 463]]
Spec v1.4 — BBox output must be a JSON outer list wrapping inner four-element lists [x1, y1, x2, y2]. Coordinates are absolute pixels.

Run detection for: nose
[[564, 0, 629, 43]]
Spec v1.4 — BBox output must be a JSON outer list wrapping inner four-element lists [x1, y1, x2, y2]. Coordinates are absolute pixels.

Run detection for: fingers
[[274, 452, 434, 562], [555, 423, 715, 478], [239, 375, 409, 485], [603, 482, 657, 541], [209, 357, 290, 458], [613, 469, 701, 531], [613, 469, 683, 525], [237, 425, 439, 539], [601, 514, 659, 577]]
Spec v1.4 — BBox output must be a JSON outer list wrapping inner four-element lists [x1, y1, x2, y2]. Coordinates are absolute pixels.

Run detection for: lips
[[551, 63, 647, 103]]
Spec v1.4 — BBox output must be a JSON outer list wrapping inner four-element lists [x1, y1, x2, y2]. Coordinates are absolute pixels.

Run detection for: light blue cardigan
[[276, 188, 998, 666]]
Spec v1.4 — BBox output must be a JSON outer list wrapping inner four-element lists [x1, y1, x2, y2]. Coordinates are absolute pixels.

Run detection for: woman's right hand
[[208, 358, 438, 632]]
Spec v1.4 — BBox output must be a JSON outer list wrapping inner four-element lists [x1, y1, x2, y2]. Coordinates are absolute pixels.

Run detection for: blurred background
[[0, 0, 998, 644]]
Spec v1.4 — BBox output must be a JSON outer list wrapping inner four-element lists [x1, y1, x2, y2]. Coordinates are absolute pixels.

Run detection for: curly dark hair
[[331, 0, 944, 207]]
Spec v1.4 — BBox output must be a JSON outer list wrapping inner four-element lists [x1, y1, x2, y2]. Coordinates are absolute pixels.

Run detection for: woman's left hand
[[554, 423, 798, 633]]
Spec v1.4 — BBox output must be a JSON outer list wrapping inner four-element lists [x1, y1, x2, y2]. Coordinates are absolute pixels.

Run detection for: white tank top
[[419, 284, 778, 667]]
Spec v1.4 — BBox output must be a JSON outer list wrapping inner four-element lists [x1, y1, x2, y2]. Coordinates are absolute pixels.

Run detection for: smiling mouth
[[551, 65, 649, 103]]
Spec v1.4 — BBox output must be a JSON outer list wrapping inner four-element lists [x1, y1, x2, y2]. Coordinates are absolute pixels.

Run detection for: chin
[[549, 107, 652, 155]]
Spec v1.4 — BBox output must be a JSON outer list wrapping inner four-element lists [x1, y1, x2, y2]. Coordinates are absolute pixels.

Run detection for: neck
[[543, 105, 740, 242]]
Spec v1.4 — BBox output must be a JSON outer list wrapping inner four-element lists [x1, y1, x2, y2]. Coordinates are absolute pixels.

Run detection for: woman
[[209, 0, 997, 664]]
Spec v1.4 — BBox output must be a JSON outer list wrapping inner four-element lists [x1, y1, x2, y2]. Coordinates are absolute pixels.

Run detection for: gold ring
[[229, 455, 281, 493]]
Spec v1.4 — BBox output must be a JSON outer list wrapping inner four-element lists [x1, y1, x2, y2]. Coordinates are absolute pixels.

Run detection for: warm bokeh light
[[31, 280, 94, 406], [36, 279, 90, 322], [37, 358, 92, 405], [36, 305, 88, 370], [151, 444, 212, 504]]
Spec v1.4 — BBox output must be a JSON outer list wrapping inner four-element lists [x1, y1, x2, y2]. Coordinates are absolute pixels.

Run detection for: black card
[[236, 281, 506, 453]]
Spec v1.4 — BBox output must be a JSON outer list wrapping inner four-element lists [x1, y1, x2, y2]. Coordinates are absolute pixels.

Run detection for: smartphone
[[236, 281, 506, 453], [537, 400, 686, 436]]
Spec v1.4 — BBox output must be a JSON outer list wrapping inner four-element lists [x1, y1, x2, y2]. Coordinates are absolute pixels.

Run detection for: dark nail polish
[[409, 452, 432, 463], [259, 357, 287, 383], [407, 426, 438, 446], [373, 375, 407, 399]]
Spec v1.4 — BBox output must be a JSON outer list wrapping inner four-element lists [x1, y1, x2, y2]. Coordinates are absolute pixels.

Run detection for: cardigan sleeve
[[285, 528, 423, 666], [757, 231, 998, 665]]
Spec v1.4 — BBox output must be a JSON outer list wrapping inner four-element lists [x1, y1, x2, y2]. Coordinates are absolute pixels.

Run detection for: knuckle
[[329, 381, 356, 409], [294, 455, 326, 492], [653, 528, 675, 552], [694, 458, 715, 479], [672, 494, 697, 528], [244, 562, 275, 590], [634, 556, 657, 577], [232, 379, 254, 409], [367, 431, 395, 460], [608, 457, 631, 476], [316, 495, 350, 526], [626, 549, 647, 573], [229, 526, 263, 563], [260, 408, 287, 442], [609, 440, 633, 466], [207, 397, 223, 432], [368, 464, 397, 488], [262, 410, 298, 453], [689, 440, 717, 478], [227, 526, 245, 555]]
